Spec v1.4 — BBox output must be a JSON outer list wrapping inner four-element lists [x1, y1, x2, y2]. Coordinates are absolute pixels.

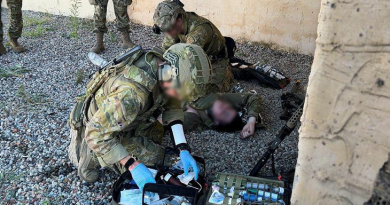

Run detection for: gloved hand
[[130, 163, 156, 191], [180, 150, 200, 180]]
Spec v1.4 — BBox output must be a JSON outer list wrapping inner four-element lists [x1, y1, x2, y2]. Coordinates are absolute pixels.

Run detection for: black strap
[[271, 153, 276, 176], [124, 157, 137, 171]]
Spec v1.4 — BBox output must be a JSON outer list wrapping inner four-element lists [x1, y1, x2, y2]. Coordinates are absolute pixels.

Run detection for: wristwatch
[[176, 143, 191, 153], [124, 155, 138, 171]]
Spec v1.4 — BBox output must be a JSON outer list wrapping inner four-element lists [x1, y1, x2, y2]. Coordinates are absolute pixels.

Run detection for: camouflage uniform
[[0, 0, 23, 42], [161, 12, 227, 59], [183, 93, 262, 131], [153, 8, 233, 100], [69, 49, 183, 174], [89, 0, 131, 33]]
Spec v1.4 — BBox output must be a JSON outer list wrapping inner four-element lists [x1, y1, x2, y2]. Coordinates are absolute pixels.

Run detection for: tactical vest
[[69, 49, 167, 133], [183, 12, 227, 58]]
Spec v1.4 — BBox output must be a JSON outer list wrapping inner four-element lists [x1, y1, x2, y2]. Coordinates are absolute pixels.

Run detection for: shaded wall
[[2, 0, 321, 55]]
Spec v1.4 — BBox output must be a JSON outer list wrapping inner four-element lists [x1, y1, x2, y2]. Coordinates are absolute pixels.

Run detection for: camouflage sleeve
[[186, 24, 213, 49], [162, 35, 179, 51], [183, 112, 203, 131], [219, 93, 262, 120], [161, 97, 184, 125], [85, 85, 145, 167]]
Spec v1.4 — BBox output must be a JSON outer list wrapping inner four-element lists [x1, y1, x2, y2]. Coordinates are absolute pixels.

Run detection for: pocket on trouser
[[134, 120, 164, 144], [114, 0, 132, 7], [68, 126, 85, 167]]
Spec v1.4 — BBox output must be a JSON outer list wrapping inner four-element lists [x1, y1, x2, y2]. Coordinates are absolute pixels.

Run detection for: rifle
[[249, 81, 304, 176], [88, 45, 142, 73]]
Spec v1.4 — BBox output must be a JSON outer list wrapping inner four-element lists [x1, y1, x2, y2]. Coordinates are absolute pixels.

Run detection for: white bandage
[[171, 124, 187, 145]]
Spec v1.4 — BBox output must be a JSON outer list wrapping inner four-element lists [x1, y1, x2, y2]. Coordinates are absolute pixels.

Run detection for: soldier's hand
[[129, 162, 156, 191], [240, 117, 256, 139], [180, 150, 200, 180]]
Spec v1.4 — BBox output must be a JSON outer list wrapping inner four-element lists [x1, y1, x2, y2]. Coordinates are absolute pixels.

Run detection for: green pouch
[[68, 98, 86, 130]]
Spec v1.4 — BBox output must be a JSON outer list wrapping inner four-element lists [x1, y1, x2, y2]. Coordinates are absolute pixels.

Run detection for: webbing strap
[[233, 177, 243, 197], [226, 176, 234, 188], [234, 177, 243, 189], [218, 174, 226, 187]]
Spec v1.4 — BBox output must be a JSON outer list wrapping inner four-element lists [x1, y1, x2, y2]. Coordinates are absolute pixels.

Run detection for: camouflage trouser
[[68, 120, 165, 175], [0, 0, 23, 42], [113, 121, 165, 174], [91, 0, 131, 33]]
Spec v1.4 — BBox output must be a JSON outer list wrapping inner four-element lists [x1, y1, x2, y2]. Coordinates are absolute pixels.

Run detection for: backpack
[[111, 147, 209, 205]]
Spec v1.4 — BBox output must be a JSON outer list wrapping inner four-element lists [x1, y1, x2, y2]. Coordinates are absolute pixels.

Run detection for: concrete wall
[[2, 0, 321, 55], [291, 0, 390, 204]]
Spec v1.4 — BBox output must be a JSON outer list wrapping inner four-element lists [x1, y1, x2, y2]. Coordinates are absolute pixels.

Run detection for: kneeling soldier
[[68, 44, 211, 190], [153, 0, 233, 93]]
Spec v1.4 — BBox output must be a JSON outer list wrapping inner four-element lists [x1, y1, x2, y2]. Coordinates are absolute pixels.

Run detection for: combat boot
[[120, 31, 135, 49], [78, 139, 100, 183], [9, 38, 25, 53], [0, 43, 6, 55], [90, 32, 105, 54]]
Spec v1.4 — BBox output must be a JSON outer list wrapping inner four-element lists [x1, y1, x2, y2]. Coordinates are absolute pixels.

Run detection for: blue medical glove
[[180, 150, 200, 180], [130, 163, 156, 191]]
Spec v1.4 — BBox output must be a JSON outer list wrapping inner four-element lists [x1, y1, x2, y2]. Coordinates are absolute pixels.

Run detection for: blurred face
[[211, 100, 237, 125], [161, 81, 182, 100], [165, 18, 184, 37]]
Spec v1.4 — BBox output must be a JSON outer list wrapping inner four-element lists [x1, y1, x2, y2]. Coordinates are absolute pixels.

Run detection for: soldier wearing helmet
[[68, 43, 214, 191], [153, 0, 225, 58], [153, 0, 233, 95]]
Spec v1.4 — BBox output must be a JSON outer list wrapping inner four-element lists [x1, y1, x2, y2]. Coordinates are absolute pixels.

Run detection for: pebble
[[0, 10, 312, 204]]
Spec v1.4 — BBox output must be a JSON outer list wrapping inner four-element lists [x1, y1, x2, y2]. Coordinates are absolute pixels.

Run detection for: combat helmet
[[153, 0, 185, 33], [159, 43, 211, 99]]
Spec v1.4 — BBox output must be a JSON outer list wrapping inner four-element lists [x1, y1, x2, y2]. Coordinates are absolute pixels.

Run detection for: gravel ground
[[0, 10, 313, 204]]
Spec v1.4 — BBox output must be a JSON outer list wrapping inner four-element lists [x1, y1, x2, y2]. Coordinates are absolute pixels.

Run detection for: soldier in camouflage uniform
[[153, 0, 233, 93], [68, 44, 212, 189], [89, 0, 134, 54], [0, 0, 25, 55], [184, 93, 263, 139]]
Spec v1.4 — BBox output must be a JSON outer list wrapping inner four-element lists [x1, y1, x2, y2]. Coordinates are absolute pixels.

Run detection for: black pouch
[[142, 183, 199, 205], [224, 37, 237, 60], [111, 148, 209, 205]]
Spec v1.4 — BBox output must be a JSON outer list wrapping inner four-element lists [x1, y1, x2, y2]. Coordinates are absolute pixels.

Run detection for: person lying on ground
[[183, 93, 263, 139]]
